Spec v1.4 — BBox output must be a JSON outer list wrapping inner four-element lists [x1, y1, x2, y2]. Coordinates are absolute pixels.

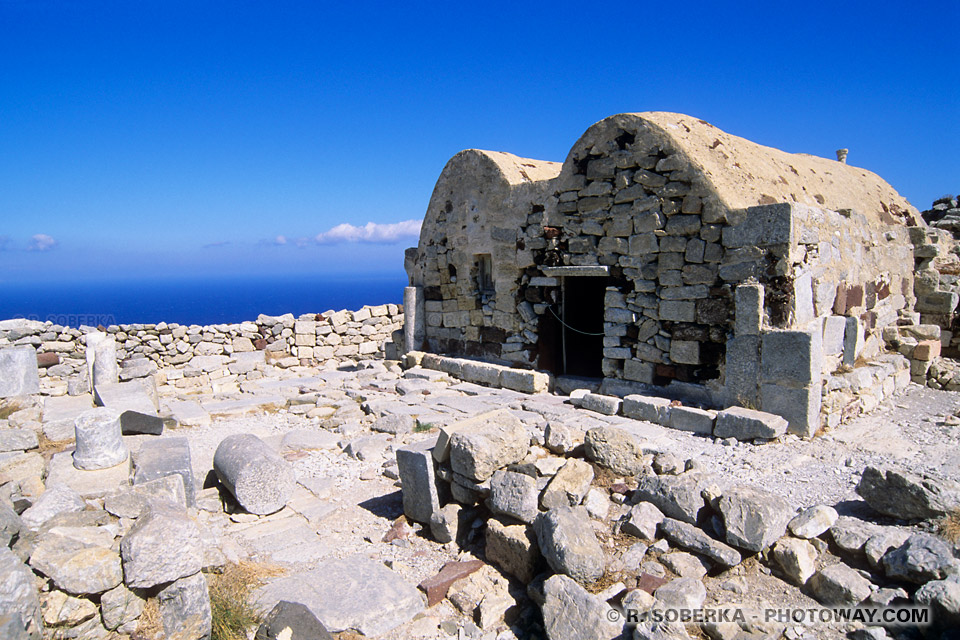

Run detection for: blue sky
[[1, 0, 957, 284]]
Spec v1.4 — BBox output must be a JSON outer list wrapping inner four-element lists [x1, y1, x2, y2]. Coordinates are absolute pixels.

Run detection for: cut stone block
[[158, 572, 212, 640], [95, 380, 158, 416], [734, 284, 764, 337], [133, 437, 198, 507], [120, 503, 204, 589], [714, 406, 788, 440], [760, 328, 821, 387], [622, 395, 670, 424], [580, 393, 622, 416], [500, 369, 550, 394], [667, 406, 715, 434], [213, 434, 296, 515], [396, 438, 445, 524], [448, 410, 529, 482], [485, 518, 540, 583], [725, 335, 760, 407], [0, 346, 40, 398], [73, 407, 128, 471], [760, 383, 821, 437]]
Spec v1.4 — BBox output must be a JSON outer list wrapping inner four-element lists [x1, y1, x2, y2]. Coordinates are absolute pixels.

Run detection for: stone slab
[[0, 346, 40, 398]]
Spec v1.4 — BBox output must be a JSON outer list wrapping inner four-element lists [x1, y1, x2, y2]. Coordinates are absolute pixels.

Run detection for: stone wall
[[0, 304, 403, 393]]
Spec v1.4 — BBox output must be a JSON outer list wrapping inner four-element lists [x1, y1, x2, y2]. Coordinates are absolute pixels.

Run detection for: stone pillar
[[73, 407, 128, 470], [213, 434, 295, 515], [403, 286, 425, 353]]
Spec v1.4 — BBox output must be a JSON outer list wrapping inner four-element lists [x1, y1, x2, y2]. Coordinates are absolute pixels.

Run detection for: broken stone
[[914, 579, 960, 628], [718, 486, 793, 552], [544, 421, 584, 455], [661, 552, 709, 579], [133, 437, 198, 507], [39, 590, 96, 627], [633, 473, 709, 525], [654, 577, 706, 608], [29, 527, 122, 595], [658, 518, 742, 568], [429, 503, 462, 544], [713, 406, 787, 440], [787, 504, 838, 539], [622, 501, 665, 540], [485, 517, 541, 583], [856, 466, 960, 520], [120, 503, 204, 589], [584, 425, 649, 475], [0, 501, 21, 547], [881, 533, 958, 584], [771, 537, 818, 585], [487, 469, 540, 524], [535, 506, 606, 585], [808, 563, 873, 605], [651, 452, 685, 475], [104, 474, 186, 519], [371, 414, 414, 435], [540, 458, 594, 510], [158, 572, 211, 640], [19, 484, 85, 531], [396, 438, 445, 524], [448, 410, 529, 482], [540, 574, 622, 640], [213, 433, 296, 515], [99, 583, 146, 631], [0, 346, 41, 398], [0, 548, 42, 638], [255, 600, 334, 640]]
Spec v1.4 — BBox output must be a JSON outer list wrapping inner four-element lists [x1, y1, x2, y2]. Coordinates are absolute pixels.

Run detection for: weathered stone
[[119, 410, 164, 436], [654, 577, 706, 609], [666, 406, 715, 434], [544, 421, 584, 455], [914, 579, 960, 628], [856, 466, 960, 520], [120, 503, 204, 589], [104, 474, 186, 518], [255, 600, 334, 640], [535, 506, 606, 585], [623, 395, 670, 424], [0, 548, 42, 638], [39, 590, 97, 627], [29, 527, 122, 595], [661, 552, 709, 579], [622, 502, 665, 540], [0, 501, 21, 547], [864, 528, 911, 568], [633, 473, 709, 525], [0, 429, 38, 453], [255, 555, 425, 636], [788, 505, 838, 539], [448, 410, 529, 482], [19, 485, 85, 530], [487, 469, 539, 524], [0, 347, 40, 398], [213, 433, 295, 515], [580, 393, 622, 416], [429, 503, 462, 544], [584, 425, 651, 476], [133, 437, 198, 507], [761, 328, 821, 386], [540, 574, 622, 640], [881, 534, 958, 584], [158, 572, 211, 640], [72, 407, 128, 470], [808, 563, 872, 605], [830, 517, 884, 556], [771, 537, 818, 585], [540, 459, 594, 510], [371, 414, 414, 434], [397, 438, 445, 524], [718, 486, 793, 552], [759, 383, 821, 438], [713, 406, 787, 440], [99, 583, 146, 631], [734, 284, 763, 337], [485, 518, 541, 583], [658, 518, 742, 568]]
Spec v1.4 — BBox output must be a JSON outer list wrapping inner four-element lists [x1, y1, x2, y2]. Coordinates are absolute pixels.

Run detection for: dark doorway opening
[[561, 276, 607, 377]]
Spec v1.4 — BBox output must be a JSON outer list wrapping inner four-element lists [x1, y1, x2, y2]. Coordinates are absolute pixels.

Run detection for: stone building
[[404, 112, 924, 435]]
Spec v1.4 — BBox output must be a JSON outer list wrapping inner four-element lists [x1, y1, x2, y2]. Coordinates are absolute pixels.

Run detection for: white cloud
[[274, 235, 287, 245], [28, 234, 57, 251], [314, 220, 422, 244]]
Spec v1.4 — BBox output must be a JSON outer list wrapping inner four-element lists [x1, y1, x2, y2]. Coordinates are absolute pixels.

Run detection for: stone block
[[460, 361, 504, 387], [500, 369, 550, 394], [842, 317, 864, 366], [714, 406, 788, 440], [448, 410, 529, 482], [721, 203, 792, 248], [622, 394, 670, 424], [256, 601, 333, 640], [793, 272, 815, 324], [121, 503, 204, 589], [580, 393, 622, 416], [134, 437, 198, 507], [666, 406, 715, 434], [485, 518, 540, 583], [822, 316, 846, 355], [659, 300, 695, 322], [535, 506, 605, 585], [158, 572, 212, 640], [0, 346, 40, 398], [725, 335, 759, 406], [760, 383, 821, 437], [622, 358, 654, 383], [73, 407, 128, 470], [669, 340, 699, 365], [487, 469, 539, 524], [761, 328, 821, 387], [913, 340, 941, 361]]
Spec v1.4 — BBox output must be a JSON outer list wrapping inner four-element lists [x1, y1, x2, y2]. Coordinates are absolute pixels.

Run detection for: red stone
[[418, 560, 484, 607], [36, 352, 59, 368], [381, 516, 413, 543], [253, 338, 267, 350], [914, 340, 941, 361], [635, 572, 669, 594]]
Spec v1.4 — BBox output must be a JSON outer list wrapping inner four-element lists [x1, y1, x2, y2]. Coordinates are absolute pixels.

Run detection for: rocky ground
[[2, 354, 960, 640]]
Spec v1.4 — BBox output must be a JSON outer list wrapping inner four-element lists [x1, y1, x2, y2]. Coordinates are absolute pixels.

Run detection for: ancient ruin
[[0, 115, 959, 640]]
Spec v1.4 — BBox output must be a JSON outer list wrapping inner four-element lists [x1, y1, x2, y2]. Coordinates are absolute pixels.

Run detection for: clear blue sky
[[1, 0, 957, 284]]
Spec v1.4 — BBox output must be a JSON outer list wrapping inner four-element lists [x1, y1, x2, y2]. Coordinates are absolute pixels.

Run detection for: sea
[[0, 273, 408, 328]]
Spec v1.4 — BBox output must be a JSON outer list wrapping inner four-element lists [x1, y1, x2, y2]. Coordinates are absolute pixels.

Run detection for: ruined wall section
[[408, 150, 560, 364]]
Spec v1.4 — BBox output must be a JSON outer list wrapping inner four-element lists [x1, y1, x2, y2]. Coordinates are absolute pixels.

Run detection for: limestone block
[[669, 340, 699, 365], [535, 506, 606, 585], [667, 406, 715, 434], [761, 328, 821, 387], [659, 300, 695, 322], [622, 359, 654, 383], [714, 406, 787, 440], [91, 336, 119, 395], [0, 346, 40, 398], [120, 503, 204, 589], [725, 335, 760, 407], [622, 395, 670, 424], [448, 410, 529, 482], [500, 369, 550, 394], [485, 518, 540, 583], [487, 469, 539, 523], [721, 203, 792, 248], [580, 393, 622, 416], [213, 434, 296, 515], [396, 438, 445, 524], [158, 572, 212, 640], [842, 317, 864, 366], [822, 316, 846, 355], [134, 437, 198, 507], [760, 383, 821, 437], [460, 361, 504, 387], [0, 548, 43, 637]]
